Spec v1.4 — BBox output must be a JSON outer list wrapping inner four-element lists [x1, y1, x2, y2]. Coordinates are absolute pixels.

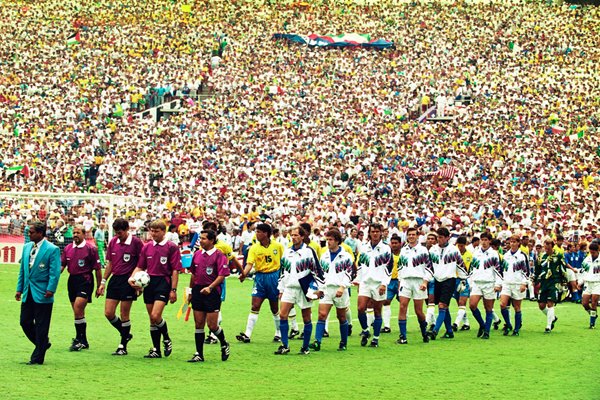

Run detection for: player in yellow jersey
[[382, 235, 401, 333], [237, 224, 284, 343], [453, 236, 473, 331]]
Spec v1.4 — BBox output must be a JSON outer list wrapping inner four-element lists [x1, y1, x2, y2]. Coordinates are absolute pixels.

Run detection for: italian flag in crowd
[[67, 31, 81, 46]]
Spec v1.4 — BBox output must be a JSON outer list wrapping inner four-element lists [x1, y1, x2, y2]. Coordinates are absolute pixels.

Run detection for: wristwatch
[[171, 288, 177, 293]]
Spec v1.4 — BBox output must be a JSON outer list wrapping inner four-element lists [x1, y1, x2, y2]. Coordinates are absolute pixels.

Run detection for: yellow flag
[[181, 4, 192, 13]]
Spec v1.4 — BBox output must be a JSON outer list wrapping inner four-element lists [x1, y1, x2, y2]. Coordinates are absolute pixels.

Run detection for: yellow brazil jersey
[[553, 245, 565, 256], [461, 250, 473, 272], [215, 240, 234, 261], [247, 240, 284, 273], [520, 245, 529, 254], [391, 253, 399, 279]]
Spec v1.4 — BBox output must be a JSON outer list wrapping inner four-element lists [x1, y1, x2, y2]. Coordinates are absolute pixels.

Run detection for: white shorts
[[281, 287, 313, 310], [399, 277, 427, 300], [566, 269, 578, 282], [470, 281, 497, 300], [358, 281, 386, 302], [583, 282, 600, 296], [320, 286, 350, 309], [500, 283, 526, 301]]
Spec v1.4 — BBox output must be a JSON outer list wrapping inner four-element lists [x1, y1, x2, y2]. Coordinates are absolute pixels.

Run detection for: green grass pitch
[[1, 264, 598, 399]]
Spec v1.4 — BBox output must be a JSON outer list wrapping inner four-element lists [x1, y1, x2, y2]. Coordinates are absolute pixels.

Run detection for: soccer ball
[[132, 271, 151, 288]]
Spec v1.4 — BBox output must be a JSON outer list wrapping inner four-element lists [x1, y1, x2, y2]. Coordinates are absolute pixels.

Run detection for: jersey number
[[265, 256, 273, 263]]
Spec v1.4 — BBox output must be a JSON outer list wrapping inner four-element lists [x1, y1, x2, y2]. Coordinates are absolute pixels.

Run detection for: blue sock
[[515, 311, 522, 331], [472, 308, 485, 327], [501, 308, 512, 328], [358, 312, 368, 330], [444, 308, 453, 332], [339, 320, 349, 345], [419, 319, 428, 337], [590, 311, 597, 326], [373, 317, 382, 337], [302, 323, 312, 349], [434, 308, 447, 333], [315, 319, 326, 343], [399, 320, 407, 337], [280, 319, 289, 347], [485, 311, 493, 333]]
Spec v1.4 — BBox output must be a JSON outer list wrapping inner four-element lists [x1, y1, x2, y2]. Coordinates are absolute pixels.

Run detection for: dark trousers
[[20, 292, 53, 364]]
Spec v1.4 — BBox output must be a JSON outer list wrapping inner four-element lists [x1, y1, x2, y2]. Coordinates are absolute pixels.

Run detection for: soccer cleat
[[360, 330, 370, 347], [163, 339, 173, 357], [396, 335, 408, 345], [289, 329, 300, 339], [512, 330, 520, 336], [144, 348, 162, 358], [348, 324, 353, 336], [221, 342, 230, 361], [112, 345, 128, 356], [451, 323, 458, 332], [551, 317, 558, 330], [428, 330, 437, 341], [204, 335, 218, 345], [323, 330, 329, 338], [381, 327, 392, 334], [422, 334, 429, 343], [481, 332, 490, 339], [442, 332, 454, 339], [460, 324, 471, 331], [274, 345, 290, 355], [428, 324, 435, 332], [502, 325, 513, 336], [493, 320, 501, 330], [544, 328, 552, 334], [369, 339, 379, 348], [337, 342, 347, 351], [236, 333, 251, 343], [298, 346, 310, 355], [477, 326, 484, 338], [273, 335, 281, 343], [590, 324, 595, 330], [309, 341, 321, 352], [69, 339, 87, 352], [187, 352, 204, 363]]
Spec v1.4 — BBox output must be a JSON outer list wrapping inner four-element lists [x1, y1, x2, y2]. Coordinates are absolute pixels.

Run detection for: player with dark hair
[[579, 242, 600, 329]]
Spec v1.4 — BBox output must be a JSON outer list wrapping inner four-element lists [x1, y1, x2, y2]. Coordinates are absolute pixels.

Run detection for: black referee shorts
[[191, 285, 222, 313], [107, 274, 138, 302], [434, 278, 456, 306], [68, 274, 93, 303], [143, 276, 171, 305]]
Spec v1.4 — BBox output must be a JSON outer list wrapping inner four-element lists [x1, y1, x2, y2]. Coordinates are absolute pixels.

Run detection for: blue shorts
[[251, 271, 279, 301], [386, 279, 399, 301], [427, 281, 435, 296], [453, 279, 470, 300]]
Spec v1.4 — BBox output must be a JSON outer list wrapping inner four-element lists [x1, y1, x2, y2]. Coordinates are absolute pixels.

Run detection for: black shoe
[[163, 339, 172, 357], [544, 328, 552, 334], [274, 345, 290, 355], [481, 332, 490, 339], [298, 346, 310, 355], [369, 339, 379, 348], [309, 341, 321, 351], [493, 320, 501, 330], [422, 334, 429, 343], [323, 330, 329, 338], [236, 332, 251, 343], [460, 324, 471, 331], [428, 324, 435, 332], [204, 335, 218, 345], [273, 335, 281, 343], [512, 330, 520, 336], [590, 323, 596, 330], [289, 329, 300, 339], [360, 331, 370, 347], [396, 335, 408, 345], [69, 339, 84, 352], [112, 345, 128, 356], [451, 323, 458, 332], [381, 327, 392, 334], [551, 317, 558, 330], [26, 361, 42, 365], [442, 331, 454, 339], [187, 352, 204, 363], [502, 325, 513, 336], [477, 326, 484, 338], [46, 342, 52, 351], [221, 342, 230, 361], [428, 330, 438, 341], [144, 348, 162, 358], [348, 324, 353, 336]]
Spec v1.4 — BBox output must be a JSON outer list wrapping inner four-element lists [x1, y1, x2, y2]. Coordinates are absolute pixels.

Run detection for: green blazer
[[16, 239, 61, 304]]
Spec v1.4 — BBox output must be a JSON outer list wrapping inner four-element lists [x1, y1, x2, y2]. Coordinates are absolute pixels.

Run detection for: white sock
[[245, 312, 259, 337], [383, 305, 391, 328], [218, 311, 223, 326], [289, 307, 299, 331], [426, 304, 436, 325], [492, 311, 500, 323], [325, 315, 330, 332], [367, 308, 374, 327], [346, 309, 353, 324], [528, 282, 535, 298], [546, 307, 555, 329], [541, 307, 548, 315], [273, 312, 281, 336], [455, 307, 466, 326]]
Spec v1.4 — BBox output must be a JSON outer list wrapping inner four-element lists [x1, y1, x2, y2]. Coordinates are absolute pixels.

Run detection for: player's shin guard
[[302, 322, 313, 349], [485, 311, 493, 333], [444, 308, 453, 333], [358, 312, 368, 331], [245, 311, 259, 337], [150, 325, 160, 350], [315, 319, 326, 343], [195, 329, 205, 356], [382, 305, 391, 329], [515, 311, 522, 332], [398, 319, 407, 337], [372, 316, 382, 339], [471, 308, 485, 328], [339, 320, 349, 345], [433, 308, 447, 333], [501, 308, 512, 329], [280, 320, 289, 347], [426, 304, 436, 325]]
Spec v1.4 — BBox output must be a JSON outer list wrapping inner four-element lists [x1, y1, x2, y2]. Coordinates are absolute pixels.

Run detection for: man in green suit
[[15, 221, 62, 365]]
